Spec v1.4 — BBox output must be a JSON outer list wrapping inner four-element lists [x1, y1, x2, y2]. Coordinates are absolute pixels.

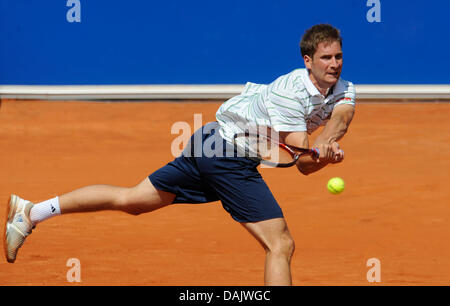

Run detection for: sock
[[30, 196, 61, 226]]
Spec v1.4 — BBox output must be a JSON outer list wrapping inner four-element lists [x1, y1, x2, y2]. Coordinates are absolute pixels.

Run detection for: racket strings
[[234, 134, 296, 165]]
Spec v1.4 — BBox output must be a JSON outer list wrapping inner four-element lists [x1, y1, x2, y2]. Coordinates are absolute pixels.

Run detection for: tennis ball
[[327, 177, 345, 194]]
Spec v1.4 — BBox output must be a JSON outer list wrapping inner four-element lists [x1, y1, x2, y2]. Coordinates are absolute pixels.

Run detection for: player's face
[[304, 40, 343, 91]]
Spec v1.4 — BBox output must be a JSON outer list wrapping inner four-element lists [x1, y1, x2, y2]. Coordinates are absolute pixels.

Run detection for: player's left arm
[[313, 103, 355, 163], [280, 131, 330, 176]]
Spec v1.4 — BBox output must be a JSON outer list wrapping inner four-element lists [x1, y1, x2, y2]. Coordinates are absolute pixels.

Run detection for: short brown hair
[[300, 24, 342, 57]]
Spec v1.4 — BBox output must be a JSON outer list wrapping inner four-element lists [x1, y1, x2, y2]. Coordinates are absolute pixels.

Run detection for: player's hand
[[313, 142, 344, 163], [330, 142, 344, 163]]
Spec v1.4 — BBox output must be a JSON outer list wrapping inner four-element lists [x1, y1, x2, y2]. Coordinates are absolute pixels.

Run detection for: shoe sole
[[3, 195, 18, 263]]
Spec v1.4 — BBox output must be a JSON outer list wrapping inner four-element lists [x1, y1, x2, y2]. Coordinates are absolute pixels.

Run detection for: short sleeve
[[266, 89, 307, 132], [334, 81, 356, 109], [241, 82, 268, 96]]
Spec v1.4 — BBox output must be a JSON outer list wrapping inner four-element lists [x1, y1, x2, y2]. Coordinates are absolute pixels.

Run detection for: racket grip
[[311, 148, 320, 159]]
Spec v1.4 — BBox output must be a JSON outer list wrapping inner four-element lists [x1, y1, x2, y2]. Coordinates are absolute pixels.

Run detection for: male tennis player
[[4, 24, 355, 285]]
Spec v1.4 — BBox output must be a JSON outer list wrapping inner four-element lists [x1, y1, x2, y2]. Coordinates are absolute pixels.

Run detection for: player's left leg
[[241, 218, 295, 286], [192, 123, 292, 284]]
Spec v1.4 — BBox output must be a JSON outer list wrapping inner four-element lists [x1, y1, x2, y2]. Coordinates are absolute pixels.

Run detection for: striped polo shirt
[[216, 68, 355, 144]]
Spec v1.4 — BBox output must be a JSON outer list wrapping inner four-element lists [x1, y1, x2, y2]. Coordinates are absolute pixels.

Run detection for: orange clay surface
[[1, 99, 450, 286]]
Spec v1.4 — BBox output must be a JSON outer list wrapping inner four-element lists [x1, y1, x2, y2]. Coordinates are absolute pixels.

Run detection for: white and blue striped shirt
[[216, 68, 355, 144]]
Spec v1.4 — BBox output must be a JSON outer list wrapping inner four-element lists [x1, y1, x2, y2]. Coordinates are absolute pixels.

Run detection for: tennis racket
[[233, 132, 320, 168]]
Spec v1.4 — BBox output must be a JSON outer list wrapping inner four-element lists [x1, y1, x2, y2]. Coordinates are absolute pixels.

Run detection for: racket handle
[[311, 148, 320, 159]]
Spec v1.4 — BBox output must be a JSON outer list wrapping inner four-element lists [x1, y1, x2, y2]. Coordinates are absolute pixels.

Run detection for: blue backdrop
[[1, 0, 449, 85]]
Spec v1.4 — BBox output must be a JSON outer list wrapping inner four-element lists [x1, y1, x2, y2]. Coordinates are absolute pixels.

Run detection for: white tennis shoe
[[4, 194, 35, 263]]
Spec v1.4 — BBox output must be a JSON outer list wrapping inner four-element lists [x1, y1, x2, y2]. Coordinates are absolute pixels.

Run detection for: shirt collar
[[302, 69, 322, 97], [331, 78, 346, 96], [301, 68, 346, 98]]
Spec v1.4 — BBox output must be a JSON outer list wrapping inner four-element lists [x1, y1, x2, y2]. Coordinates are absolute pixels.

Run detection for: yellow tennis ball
[[327, 177, 345, 194]]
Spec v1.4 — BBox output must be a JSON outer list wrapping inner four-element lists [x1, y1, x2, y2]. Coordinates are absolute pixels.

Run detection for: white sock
[[30, 196, 61, 226]]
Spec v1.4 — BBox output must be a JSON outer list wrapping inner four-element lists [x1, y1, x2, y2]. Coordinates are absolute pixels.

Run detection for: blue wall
[[1, 0, 449, 85]]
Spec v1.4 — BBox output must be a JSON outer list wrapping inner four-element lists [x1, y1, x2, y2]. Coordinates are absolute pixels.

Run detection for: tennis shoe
[[4, 194, 35, 263]]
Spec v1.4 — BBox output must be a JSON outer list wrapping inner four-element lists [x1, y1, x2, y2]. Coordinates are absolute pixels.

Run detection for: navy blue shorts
[[148, 122, 283, 223]]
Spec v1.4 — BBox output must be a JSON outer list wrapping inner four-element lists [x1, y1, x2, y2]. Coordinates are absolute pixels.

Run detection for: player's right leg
[[59, 177, 175, 215], [4, 177, 175, 263]]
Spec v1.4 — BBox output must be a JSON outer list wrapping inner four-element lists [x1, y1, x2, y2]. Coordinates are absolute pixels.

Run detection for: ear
[[303, 55, 312, 69]]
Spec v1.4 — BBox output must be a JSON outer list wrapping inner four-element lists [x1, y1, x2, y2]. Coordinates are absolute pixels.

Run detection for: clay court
[[1, 99, 449, 285]]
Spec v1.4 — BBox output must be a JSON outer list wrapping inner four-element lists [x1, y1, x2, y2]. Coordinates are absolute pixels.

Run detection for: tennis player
[[4, 24, 355, 286]]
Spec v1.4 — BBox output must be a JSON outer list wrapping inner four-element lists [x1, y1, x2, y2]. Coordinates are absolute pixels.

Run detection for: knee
[[114, 189, 144, 216], [123, 206, 144, 216], [267, 234, 295, 259]]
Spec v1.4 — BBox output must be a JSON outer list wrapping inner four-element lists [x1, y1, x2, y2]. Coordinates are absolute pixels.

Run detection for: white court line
[[1, 85, 450, 100]]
